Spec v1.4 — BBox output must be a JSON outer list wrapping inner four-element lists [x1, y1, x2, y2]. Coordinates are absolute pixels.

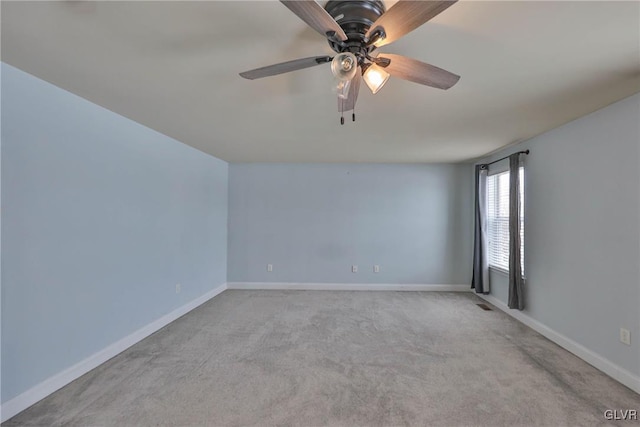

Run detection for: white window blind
[[487, 168, 524, 273]]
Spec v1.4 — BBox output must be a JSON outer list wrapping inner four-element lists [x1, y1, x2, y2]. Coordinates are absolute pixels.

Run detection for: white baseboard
[[476, 293, 640, 395], [0, 283, 228, 423], [227, 282, 470, 292]]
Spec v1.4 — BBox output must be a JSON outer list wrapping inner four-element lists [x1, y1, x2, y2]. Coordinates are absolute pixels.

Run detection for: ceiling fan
[[239, 0, 460, 124]]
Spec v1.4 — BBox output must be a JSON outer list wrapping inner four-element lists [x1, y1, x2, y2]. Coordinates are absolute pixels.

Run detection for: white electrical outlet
[[176, 283, 181, 294], [352, 265, 358, 273], [620, 328, 631, 345], [267, 264, 273, 272], [374, 265, 380, 273]]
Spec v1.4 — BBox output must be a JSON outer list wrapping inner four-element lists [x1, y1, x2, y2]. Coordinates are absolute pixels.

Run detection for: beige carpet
[[4, 290, 639, 426]]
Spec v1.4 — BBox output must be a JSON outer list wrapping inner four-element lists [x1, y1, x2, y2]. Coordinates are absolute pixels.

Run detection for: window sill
[[489, 266, 526, 281], [489, 266, 509, 276]]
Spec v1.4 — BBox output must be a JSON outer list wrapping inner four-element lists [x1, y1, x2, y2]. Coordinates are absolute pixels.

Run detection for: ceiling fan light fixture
[[331, 52, 358, 81], [363, 63, 390, 94]]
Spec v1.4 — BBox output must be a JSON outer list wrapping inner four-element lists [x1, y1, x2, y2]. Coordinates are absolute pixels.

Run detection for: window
[[487, 167, 524, 273]]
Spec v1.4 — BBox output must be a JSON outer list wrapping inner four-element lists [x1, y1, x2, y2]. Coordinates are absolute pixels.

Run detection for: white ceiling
[[2, 1, 639, 163]]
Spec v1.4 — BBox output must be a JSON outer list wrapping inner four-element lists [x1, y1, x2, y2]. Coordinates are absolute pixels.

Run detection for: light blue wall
[[1, 64, 228, 403], [477, 93, 640, 377], [228, 163, 472, 284]]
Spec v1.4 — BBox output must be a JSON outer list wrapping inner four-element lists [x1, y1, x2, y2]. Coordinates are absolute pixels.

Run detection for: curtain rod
[[480, 150, 529, 169]]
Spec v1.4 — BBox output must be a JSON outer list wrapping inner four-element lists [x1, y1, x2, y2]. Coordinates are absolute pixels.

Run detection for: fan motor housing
[[325, 0, 385, 53]]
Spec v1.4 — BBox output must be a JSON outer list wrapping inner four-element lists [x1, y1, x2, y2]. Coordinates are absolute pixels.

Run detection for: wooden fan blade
[[366, 1, 457, 47], [379, 54, 460, 89], [239, 56, 332, 80], [338, 66, 362, 113], [280, 0, 348, 41]]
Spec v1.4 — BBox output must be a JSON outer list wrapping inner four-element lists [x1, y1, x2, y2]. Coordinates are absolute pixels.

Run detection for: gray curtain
[[471, 165, 489, 294], [508, 153, 525, 309]]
